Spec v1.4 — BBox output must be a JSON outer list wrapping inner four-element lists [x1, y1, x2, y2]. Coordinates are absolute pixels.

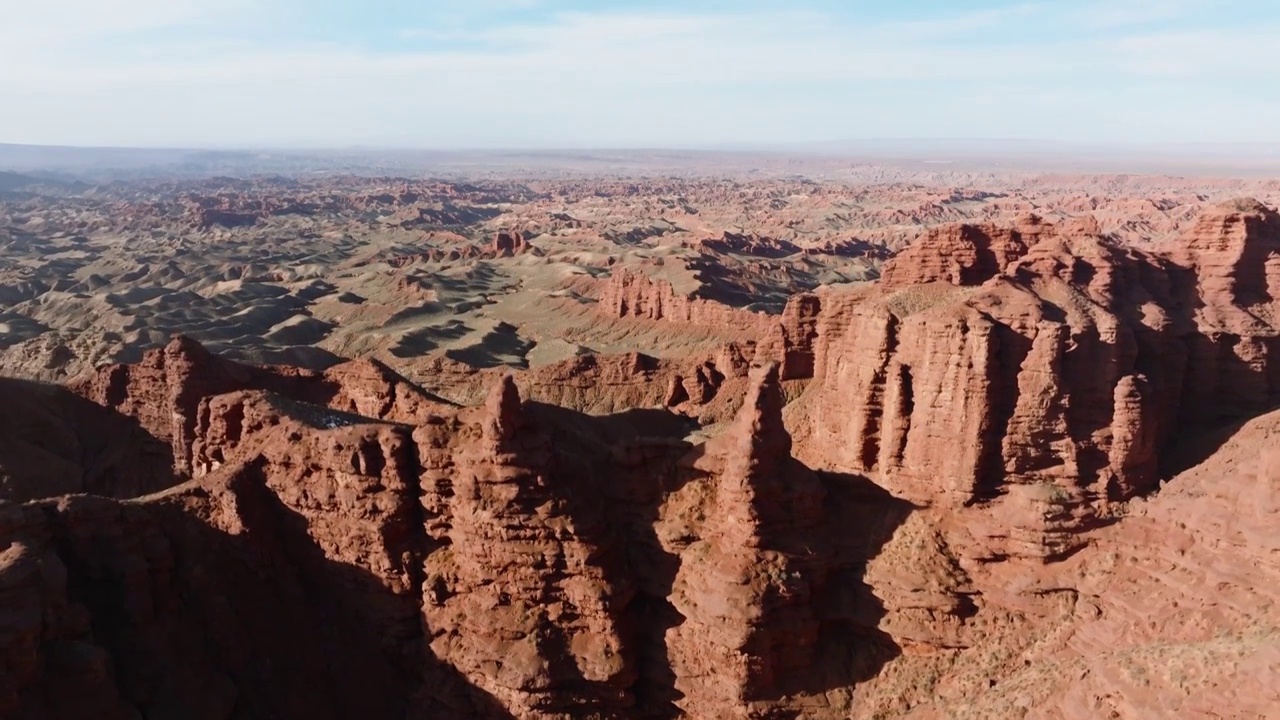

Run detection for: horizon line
[[6, 138, 1280, 154]]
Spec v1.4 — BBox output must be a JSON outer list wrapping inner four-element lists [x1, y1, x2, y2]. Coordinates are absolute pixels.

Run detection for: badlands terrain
[[1, 155, 1279, 719]]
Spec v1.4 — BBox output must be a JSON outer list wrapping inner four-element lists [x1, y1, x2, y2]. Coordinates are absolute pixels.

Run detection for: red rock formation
[[788, 207, 1280, 509], [0, 464, 452, 720], [598, 266, 769, 331], [523, 351, 668, 413], [190, 390, 426, 664], [189, 206, 260, 230], [694, 231, 801, 258], [71, 336, 316, 477], [1174, 198, 1280, 311], [755, 293, 821, 380], [419, 376, 635, 718], [73, 336, 451, 479], [891, 409, 1280, 719], [7, 189, 1280, 720], [388, 246, 486, 266], [1, 366, 513, 718], [790, 206, 1280, 562], [665, 363, 825, 717], [806, 237, 894, 259], [879, 215, 1051, 289], [4, 338, 909, 718], [385, 231, 538, 266], [490, 231, 533, 257], [320, 357, 456, 423]]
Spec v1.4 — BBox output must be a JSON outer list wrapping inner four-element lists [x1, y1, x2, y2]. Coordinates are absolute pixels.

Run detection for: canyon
[[1, 163, 1278, 719]]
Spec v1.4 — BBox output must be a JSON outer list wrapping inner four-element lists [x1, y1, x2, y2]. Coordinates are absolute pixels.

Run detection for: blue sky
[[3, 0, 1279, 148]]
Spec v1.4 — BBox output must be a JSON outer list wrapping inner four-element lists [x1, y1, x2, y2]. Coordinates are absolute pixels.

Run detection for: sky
[[3, 0, 1280, 149]]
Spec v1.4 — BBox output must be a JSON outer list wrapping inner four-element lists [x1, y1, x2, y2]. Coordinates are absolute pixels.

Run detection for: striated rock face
[[521, 352, 676, 414], [0, 465, 444, 720], [414, 349, 755, 427], [592, 267, 818, 387], [898, 409, 1280, 720], [755, 294, 821, 380], [1175, 198, 1280, 312], [490, 231, 537, 258], [190, 206, 259, 230], [73, 337, 452, 478], [878, 216, 1050, 289], [71, 336, 319, 478], [665, 364, 826, 716], [1, 339, 916, 719], [791, 207, 1280, 524], [319, 357, 456, 424], [1, 372, 488, 719], [190, 391, 425, 643], [598, 266, 769, 330], [420, 377, 635, 718], [695, 231, 801, 259]]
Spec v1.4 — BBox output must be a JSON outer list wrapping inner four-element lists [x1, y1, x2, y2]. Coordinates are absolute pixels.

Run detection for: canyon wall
[[3, 341, 910, 719], [789, 201, 1280, 526], [598, 267, 769, 330], [4, 199, 1280, 719]]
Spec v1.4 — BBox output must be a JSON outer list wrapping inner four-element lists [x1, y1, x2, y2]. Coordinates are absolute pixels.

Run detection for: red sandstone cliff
[[665, 364, 826, 716], [878, 215, 1054, 289], [4, 201, 1280, 719], [789, 204, 1280, 521], [2, 337, 912, 718], [598, 266, 770, 331], [72, 337, 450, 478], [419, 377, 635, 718]]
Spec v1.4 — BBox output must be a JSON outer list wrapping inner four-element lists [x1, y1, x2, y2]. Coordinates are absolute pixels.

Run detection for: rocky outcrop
[[522, 352, 672, 414], [665, 364, 826, 716], [3, 338, 916, 719], [0, 464, 451, 720], [594, 267, 822, 385], [790, 206, 1280, 557], [0, 372, 488, 719], [891, 409, 1280, 719], [73, 337, 451, 479], [406, 348, 752, 425], [71, 336, 317, 478], [879, 215, 1053, 289], [755, 294, 821, 380], [420, 377, 635, 718], [598, 266, 769, 330], [193, 390, 429, 675], [806, 237, 895, 259], [1174, 198, 1280, 313], [695, 231, 801, 258], [395, 203, 504, 229], [490, 231, 535, 258], [190, 206, 259, 230], [394, 231, 542, 265], [320, 357, 456, 424]]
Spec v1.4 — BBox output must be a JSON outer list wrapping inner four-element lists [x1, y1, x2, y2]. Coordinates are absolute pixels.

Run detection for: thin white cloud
[[1074, 0, 1200, 29], [0, 0, 248, 45], [0, 2, 1277, 146]]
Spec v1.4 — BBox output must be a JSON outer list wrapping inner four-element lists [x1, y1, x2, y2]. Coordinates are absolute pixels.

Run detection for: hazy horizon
[[7, 137, 1280, 155], [5, 0, 1280, 149]]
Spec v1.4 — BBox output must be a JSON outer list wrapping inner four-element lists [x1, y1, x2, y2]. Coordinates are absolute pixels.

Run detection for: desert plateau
[[0, 147, 1277, 719]]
